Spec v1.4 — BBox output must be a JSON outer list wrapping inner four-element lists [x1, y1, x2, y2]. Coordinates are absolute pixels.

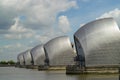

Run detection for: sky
[[0, 0, 120, 61]]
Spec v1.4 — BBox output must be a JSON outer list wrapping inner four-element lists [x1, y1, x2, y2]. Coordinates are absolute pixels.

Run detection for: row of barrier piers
[[16, 64, 120, 74]]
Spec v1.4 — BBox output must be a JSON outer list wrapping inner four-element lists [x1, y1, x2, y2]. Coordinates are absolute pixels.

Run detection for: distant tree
[[0, 60, 16, 65], [7, 60, 15, 64], [0, 61, 8, 64]]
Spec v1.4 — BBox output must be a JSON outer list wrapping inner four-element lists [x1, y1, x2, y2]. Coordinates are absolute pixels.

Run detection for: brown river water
[[0, 67, 119, 80]]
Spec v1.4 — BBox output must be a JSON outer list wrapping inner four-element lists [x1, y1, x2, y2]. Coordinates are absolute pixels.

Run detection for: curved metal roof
[[23, 49, 32, 66], [44, 36, 76, 66], [17, 53, 25, 65], [30, 44, 45, 65], [74, 18, 120, 66]]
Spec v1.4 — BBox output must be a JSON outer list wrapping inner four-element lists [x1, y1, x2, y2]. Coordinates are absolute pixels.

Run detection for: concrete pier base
[[25, 65, 38, 69], [38, 65, 50, 71], [66, 65, 120, 74], [38, 66, 66, 71]]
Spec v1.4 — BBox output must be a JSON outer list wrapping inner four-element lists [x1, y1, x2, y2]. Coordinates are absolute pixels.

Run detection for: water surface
[[0, 67, 119, 80]]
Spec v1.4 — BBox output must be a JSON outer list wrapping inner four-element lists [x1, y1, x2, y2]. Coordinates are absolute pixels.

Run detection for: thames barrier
[[17, 17, 120, 74]]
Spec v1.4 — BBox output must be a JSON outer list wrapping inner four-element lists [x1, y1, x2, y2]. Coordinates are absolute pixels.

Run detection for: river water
[[0, 67, 119, 80]]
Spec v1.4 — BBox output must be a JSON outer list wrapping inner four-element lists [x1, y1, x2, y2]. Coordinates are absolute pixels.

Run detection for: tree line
[[0, 60, 16, 65]]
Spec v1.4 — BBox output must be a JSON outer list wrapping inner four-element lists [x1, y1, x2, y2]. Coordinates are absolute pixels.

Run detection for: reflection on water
[[0, 67, 119, 80], [72, 74, 119, 80]]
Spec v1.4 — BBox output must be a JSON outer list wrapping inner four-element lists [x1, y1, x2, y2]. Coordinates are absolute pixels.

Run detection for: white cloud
[[0, 0, 77, 30], [58, 15, 71, 33], [5, 17, 35, 39], [35, 28, 63, 43], [35, 35, 49, 43], [0, 0, 78, 60], [97, 8, 120, 27], [4, 34, 22, 39], [1, 0, 77, 40], [4, 32, 35, 39], [9, 17, 32, 33], [97, 8, 120, 19], [3, 43, 23, 49]]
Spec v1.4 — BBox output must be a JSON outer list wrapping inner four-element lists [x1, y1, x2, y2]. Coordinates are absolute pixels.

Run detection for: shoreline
[[0, 64, 15, 67]]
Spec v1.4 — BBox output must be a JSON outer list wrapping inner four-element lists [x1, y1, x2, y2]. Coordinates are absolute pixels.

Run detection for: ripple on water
[[0, 67, 119, 80]]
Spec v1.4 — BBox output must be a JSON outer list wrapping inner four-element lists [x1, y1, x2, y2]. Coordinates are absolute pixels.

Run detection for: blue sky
[[0, 0, 120, 61]]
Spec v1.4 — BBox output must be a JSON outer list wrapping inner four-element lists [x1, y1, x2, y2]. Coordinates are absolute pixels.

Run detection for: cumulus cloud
[[97, 8, 120, 27], [9, 17, 33, 33], [4, 17, 35, 39], [58, 15, 71, 33], [0, 0, 78, 60], [0, 0, 77, 40], [0, 0, 77, 30], [4, 32, 35, 39], [3, 43, 22, 49], [35, 28, 63, 43]]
